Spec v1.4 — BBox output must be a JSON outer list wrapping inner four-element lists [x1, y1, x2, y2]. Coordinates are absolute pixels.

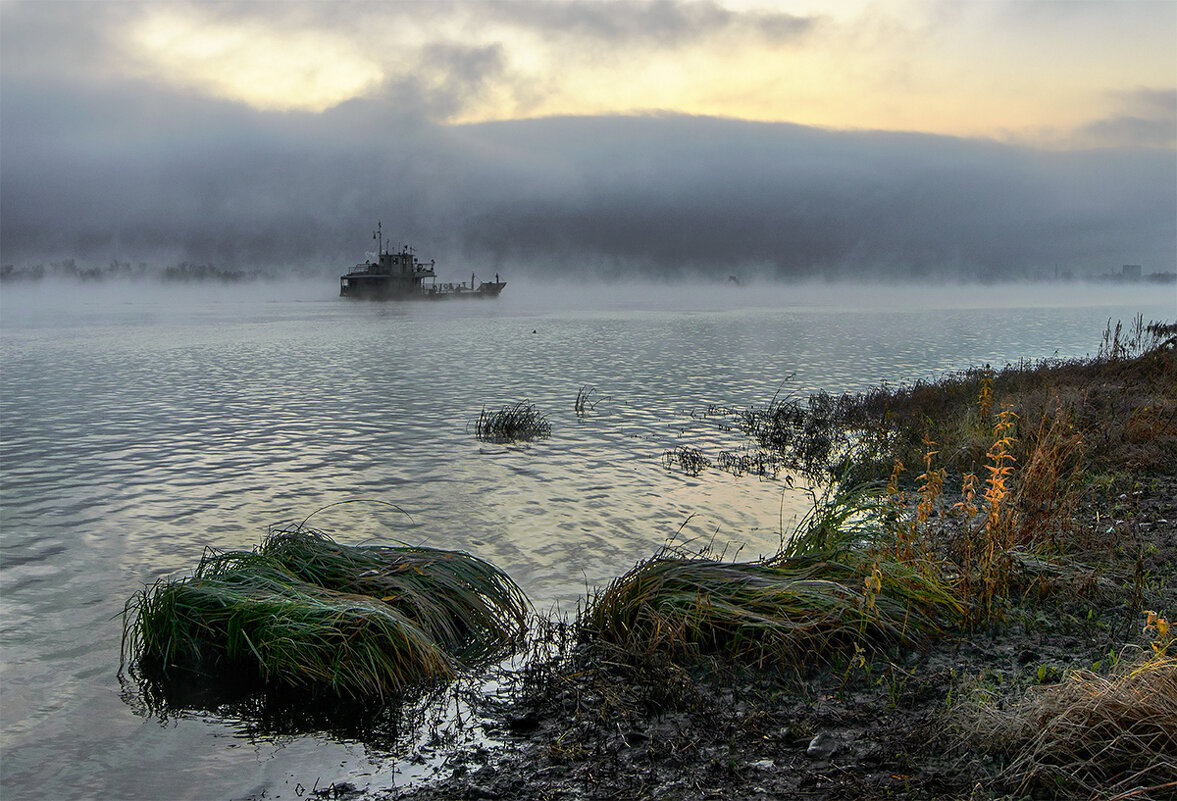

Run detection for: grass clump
[[256, 527, 529, 661], [475, 401, 551, 442], [966, 649, 1177, 798], [580, 484, 963, 668], [122, 528, 530, 699], [123, 563, 452, 699]]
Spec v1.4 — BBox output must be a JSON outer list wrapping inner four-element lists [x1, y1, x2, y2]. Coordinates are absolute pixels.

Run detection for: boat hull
[[340, 275, 506, 300]]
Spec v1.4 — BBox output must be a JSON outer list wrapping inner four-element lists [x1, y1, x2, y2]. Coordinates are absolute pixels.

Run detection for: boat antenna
[[375, 221, 383, 256]]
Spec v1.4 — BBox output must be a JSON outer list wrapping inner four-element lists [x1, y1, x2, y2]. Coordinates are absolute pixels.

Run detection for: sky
[[1, 0, 1174, 279]]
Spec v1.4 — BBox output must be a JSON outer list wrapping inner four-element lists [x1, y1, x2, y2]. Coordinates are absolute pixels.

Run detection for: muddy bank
[[365, 334, 1177, 801], [358, 474, 1175, 801]]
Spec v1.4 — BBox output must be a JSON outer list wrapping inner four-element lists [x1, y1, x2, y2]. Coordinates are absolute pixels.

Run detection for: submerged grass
[[122, 529, 530, 699], [574, 385, 605, 417], [661, 445, 710, 476]]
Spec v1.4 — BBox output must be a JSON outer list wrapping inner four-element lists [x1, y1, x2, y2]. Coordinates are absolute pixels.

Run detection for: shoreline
[[377, 477, 1175, 801], [376, 326, 1176, 801]]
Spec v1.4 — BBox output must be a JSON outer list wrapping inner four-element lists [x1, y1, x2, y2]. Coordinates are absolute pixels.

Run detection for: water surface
[[1, 278, 1170, 800]]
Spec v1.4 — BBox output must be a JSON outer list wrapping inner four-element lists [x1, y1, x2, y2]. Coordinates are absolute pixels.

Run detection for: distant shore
[[3, 260, 1175, 287]]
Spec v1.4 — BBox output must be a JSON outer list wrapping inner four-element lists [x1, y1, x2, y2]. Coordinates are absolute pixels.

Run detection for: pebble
[[806, 732, 837, 759]]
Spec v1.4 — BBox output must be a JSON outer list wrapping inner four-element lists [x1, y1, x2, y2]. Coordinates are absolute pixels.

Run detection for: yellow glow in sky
[[129, 8, 382, 113], [121, 2, 1176, 146]]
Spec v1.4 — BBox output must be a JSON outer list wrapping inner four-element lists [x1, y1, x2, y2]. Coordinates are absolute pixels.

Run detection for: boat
[[339, 223, 506, 300]]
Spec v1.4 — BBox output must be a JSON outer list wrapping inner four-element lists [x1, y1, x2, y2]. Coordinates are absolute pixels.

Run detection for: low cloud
[[1078, 88, 1177, 148], [1, 2, 1173, 280], [477, 0, 817, 47], [3, 75, 1173, 279]]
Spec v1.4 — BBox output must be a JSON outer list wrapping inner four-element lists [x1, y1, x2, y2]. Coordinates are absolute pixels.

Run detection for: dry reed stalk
[[978, 363, 994, 421], [1013, 401, 1087, 550], [978, 405, 1018, 620]]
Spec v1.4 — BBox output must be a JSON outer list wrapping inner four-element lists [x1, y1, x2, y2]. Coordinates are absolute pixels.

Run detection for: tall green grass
[[579, 484, 963, 667], [122, 529, 531, 698], [124, 563, 452, 698], [255, 528, 529, 660]]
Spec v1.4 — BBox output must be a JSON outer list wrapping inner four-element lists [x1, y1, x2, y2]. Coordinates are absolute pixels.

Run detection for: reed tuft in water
[[475, 401, 552, 442], [661, 445, 710, 476], [574, 385, 605, 417]]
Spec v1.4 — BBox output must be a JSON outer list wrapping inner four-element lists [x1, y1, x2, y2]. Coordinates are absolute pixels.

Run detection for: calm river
[[1, 278, 1171, 800]]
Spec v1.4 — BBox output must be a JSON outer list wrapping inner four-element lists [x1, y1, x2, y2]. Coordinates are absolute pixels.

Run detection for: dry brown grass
[[966, 650, 1177, 798], [825, 325, 1176, 484]]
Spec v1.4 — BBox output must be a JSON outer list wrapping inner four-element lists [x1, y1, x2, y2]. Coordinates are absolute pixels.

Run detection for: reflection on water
[[1, 279, 1170, 800]]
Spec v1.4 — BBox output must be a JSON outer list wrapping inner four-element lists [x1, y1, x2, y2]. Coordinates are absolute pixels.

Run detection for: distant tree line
[[0, 260, 268, 283]]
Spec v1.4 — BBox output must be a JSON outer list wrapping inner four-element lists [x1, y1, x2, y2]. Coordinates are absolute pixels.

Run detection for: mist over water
[[1, 277, 1172, 800]]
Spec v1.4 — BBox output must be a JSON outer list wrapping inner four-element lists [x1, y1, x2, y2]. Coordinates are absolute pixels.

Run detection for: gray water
[[1, 278, 1172, 800]]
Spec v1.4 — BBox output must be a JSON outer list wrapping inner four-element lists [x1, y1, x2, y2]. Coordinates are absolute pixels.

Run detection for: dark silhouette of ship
[[340, 223, 505, 300]]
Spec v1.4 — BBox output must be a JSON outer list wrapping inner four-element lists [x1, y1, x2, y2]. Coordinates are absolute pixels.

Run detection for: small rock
[[622, 729, 649, 747], [749, 758, 776, 770], [806, 731, 837, 759], [505, 712, 539, 734]]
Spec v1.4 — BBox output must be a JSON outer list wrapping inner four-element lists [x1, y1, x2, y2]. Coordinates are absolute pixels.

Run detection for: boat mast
[[375, 221, 383, 257]]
